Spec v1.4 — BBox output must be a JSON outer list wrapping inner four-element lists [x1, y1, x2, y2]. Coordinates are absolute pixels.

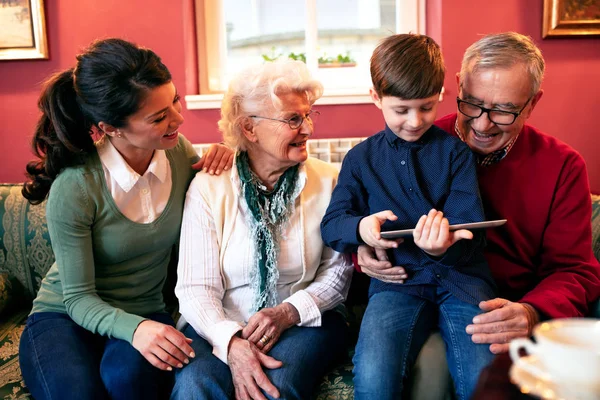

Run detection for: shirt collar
[[96, 137, 168, 192], [454, 119, 519, 166], [383, 124, 431, 149]]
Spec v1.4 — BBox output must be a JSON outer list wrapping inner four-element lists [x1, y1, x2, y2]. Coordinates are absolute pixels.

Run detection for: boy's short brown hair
[[371, 33, 445, 99]]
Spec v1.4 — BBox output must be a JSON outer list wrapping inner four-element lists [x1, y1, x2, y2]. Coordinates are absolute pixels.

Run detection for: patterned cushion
[[0, 309, 29, 400], [0, 185, 54, 301], [0, 273, 11, 315], [315, 357, 355, 399]]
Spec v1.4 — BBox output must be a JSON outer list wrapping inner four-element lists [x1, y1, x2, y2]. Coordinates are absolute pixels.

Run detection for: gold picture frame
[[543, 0, 600, 38], [0, 0, 48, 60]]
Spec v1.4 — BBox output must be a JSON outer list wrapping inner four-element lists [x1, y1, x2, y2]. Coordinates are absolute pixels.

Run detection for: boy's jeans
[[353, 288, 494, 400]]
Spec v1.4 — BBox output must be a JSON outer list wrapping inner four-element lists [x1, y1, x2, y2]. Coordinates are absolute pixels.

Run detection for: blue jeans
[[171, 311, 348, 400], [19, 312, 175, 400], [353, 289, 494, 400]]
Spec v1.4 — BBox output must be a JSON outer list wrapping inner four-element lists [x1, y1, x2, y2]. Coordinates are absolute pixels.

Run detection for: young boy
[[320, 34, 497, 400]]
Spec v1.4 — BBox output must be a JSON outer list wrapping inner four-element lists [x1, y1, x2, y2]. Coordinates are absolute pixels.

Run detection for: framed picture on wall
[[0, 0, 48, 60], [543, 0, 600, 38]]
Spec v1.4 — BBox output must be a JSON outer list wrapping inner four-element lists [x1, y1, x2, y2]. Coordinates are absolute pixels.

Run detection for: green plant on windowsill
[[318, 52, 356, 68], [261, 49, 355, 68], [262, 49, 307, 63]]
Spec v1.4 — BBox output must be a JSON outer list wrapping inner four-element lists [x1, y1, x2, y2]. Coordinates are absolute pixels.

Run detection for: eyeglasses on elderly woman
[[249, 110, 320, 130]]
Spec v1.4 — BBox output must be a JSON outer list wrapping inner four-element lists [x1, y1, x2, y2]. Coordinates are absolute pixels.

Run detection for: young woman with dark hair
[[19, 38, 233, 400]]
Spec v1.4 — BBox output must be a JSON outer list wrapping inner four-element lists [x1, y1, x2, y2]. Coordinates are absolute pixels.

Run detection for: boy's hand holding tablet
[[360, 208, 507, 257]]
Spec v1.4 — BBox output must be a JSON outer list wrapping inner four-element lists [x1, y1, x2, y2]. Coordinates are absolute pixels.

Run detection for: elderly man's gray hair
[[460, 32, 545, 96], [218, 59, 323, 151]]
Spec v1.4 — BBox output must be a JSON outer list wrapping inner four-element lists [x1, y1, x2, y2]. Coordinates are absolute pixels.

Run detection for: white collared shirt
[[96, 137, 172, 224]]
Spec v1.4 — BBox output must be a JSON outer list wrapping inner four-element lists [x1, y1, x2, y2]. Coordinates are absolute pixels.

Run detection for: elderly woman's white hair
[[218, 59, 324, 151]]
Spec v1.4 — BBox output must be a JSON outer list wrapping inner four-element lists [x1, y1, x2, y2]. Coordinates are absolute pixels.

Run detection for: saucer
[[509, 355, 598, 400]]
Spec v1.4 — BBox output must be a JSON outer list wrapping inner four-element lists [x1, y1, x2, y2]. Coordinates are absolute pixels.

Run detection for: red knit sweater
[[436, 114, 600, 318]]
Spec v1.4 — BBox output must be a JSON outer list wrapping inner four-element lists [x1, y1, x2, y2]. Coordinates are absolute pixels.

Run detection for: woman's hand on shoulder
[[132, 320, 195, 371], [192, 143, 234, 175], [228, 336, 282, 400], [242, 303, 300, 354]]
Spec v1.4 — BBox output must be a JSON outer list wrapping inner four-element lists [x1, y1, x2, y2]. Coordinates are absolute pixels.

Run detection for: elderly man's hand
[[357, 245, 407, 283], [242, 303, 300, 354], [466, 298, 540, 354], [192, 143, 234, 175], [228, 336, 282, 400]]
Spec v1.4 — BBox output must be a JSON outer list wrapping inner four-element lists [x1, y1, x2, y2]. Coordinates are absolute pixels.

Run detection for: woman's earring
[[116, 130, 123, 138]]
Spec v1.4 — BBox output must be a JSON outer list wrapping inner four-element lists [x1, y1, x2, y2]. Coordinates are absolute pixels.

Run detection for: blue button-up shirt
[[321, 125, 496, 304]]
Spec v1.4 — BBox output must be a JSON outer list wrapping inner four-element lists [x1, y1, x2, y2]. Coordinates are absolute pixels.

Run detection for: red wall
[[1, 0, 599, 192]]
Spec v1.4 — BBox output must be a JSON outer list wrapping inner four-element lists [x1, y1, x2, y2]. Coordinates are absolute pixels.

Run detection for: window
[[187, 0, 425, 109]]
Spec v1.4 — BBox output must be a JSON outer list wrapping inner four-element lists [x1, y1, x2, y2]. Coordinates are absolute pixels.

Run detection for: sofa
[[2, 180, 600, 400]]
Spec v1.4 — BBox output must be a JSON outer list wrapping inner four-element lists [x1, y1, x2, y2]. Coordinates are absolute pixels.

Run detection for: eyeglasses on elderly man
[[456, 96, 532, 125]]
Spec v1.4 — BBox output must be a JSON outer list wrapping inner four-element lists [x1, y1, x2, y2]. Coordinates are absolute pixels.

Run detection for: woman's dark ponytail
[[22, 38, 172, 205], [23, 69, 94, 204]]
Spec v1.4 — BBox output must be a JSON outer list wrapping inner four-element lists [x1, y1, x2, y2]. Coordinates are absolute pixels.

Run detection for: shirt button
[[401, 160, 406, 165], [142, 188, 149, 195], [409, 188, 413, 191], [436, 274, 441, 279]]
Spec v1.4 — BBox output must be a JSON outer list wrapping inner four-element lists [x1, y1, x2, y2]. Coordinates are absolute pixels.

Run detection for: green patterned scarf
[[236, 151, 300, 312]]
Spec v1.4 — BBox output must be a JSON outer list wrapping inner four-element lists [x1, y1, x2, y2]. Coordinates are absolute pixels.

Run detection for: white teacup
[[509, 318, 600, 393]]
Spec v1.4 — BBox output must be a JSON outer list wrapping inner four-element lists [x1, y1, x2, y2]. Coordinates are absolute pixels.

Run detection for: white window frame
[[186, 0, 426, 110]]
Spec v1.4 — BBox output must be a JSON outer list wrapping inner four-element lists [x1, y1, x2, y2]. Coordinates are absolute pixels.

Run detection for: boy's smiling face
[[370, 89, 440, 142]]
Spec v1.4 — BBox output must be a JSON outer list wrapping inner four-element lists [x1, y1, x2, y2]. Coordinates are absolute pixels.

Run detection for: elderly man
[[358, 31, 600, 378]]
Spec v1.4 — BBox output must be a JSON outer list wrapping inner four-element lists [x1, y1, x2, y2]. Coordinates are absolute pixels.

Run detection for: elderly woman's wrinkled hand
[[242, 303, 300, 354], [358, 211, 403, 249], [192, 143, 234, 175], [228, 336, 283, 400]]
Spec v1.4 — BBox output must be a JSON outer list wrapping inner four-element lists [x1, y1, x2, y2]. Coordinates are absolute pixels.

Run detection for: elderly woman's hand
[[192, 143, 234, 175], [228, 336, 283, 400], [242, 303, 300, 354]]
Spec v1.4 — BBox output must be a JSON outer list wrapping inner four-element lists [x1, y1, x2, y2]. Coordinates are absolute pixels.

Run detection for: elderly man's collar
[[454, 120, 519, 166]]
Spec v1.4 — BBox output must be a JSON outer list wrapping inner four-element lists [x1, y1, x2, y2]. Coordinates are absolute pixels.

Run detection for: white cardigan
[[176, 157, 353, 363]]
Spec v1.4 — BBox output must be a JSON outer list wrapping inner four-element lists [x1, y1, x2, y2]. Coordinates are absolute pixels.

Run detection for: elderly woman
[[171, 60, 353, 400]]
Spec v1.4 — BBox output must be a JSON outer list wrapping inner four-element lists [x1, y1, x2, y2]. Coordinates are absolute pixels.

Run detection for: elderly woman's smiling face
[[245, 91, 313, 171]]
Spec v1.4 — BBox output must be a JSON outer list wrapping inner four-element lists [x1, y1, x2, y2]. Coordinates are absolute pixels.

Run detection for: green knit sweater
[[31, 135, 198, 344]]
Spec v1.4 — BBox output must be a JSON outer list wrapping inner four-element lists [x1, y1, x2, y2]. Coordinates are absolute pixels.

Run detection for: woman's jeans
[[19, 311, 175, 400], [171, 310, 348, 400], [353, 289, 495, 400]]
